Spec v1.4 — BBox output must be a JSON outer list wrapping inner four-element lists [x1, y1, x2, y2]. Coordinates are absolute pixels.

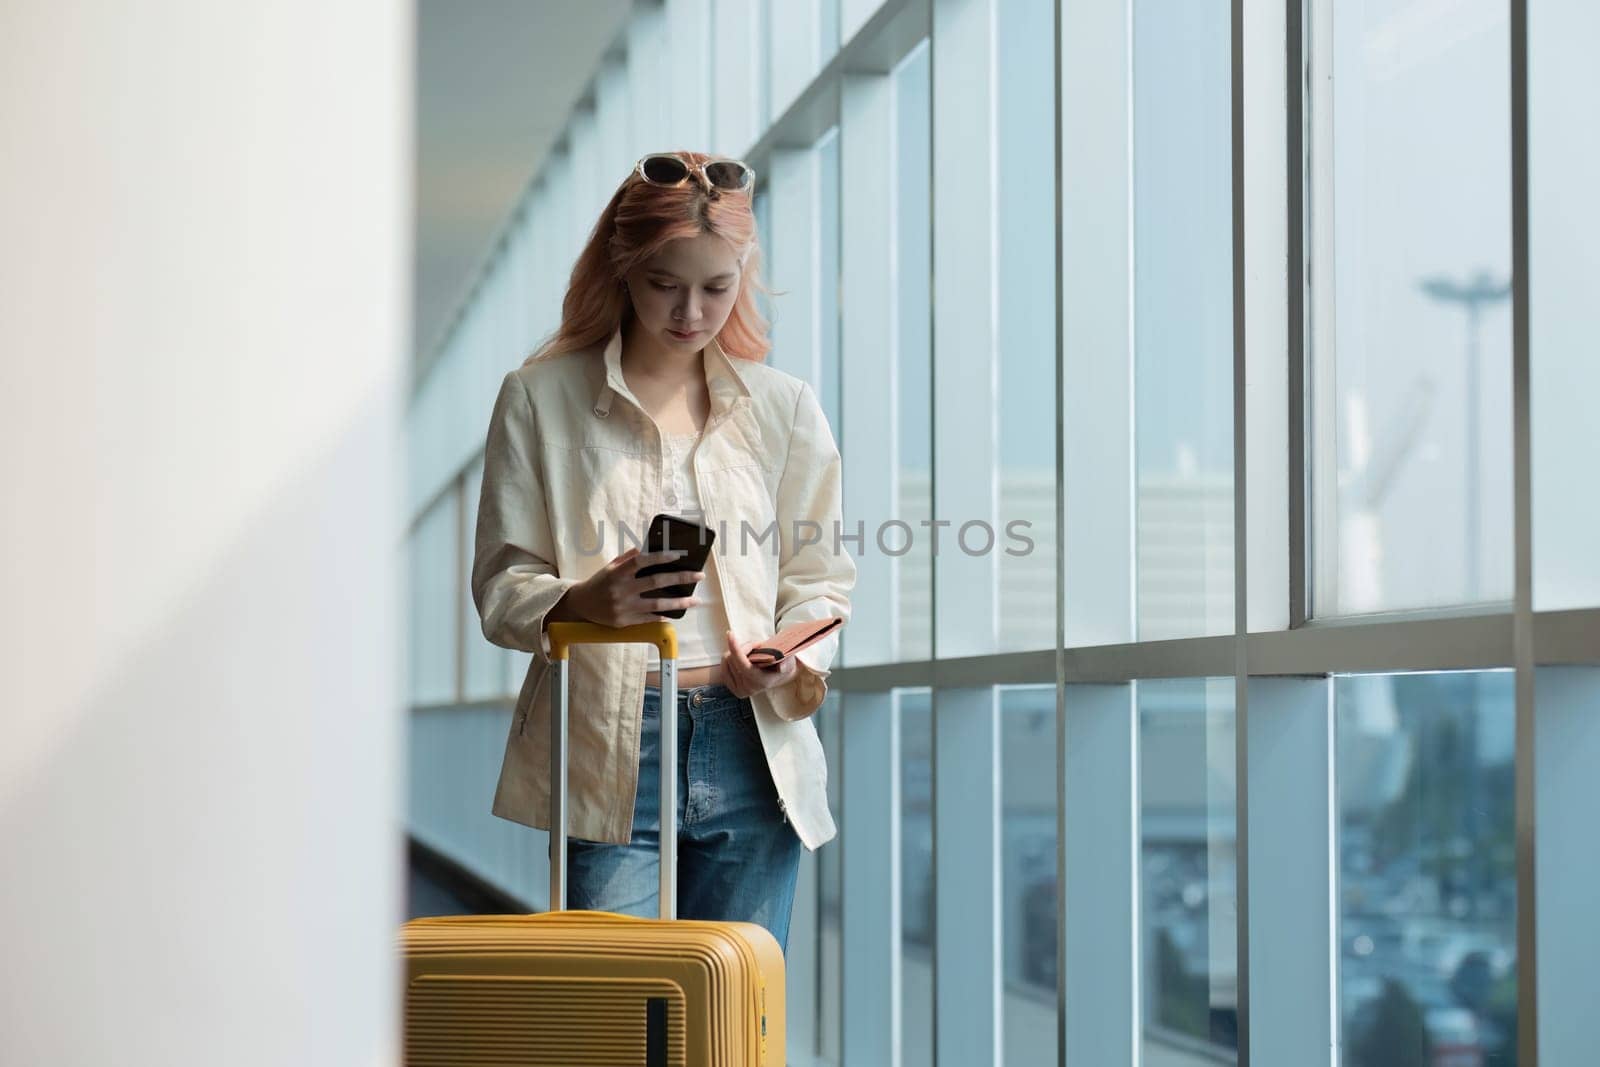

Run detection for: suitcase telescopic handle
[[545, 621, 680, 920]]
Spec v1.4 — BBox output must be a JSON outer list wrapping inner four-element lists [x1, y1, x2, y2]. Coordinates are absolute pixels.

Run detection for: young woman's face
[[624, 233, 743, 349]]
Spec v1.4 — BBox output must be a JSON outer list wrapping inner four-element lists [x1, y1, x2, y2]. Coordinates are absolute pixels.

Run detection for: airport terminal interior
[[6, 1, 1595, 1065], [400, 2, 1597, 1064]]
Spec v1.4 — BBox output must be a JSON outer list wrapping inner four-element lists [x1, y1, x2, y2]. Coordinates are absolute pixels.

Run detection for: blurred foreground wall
[[0, 2, 412, 1063]]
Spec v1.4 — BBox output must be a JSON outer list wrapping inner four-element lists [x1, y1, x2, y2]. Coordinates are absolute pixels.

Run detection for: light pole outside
[[1417, 269, 1511, 603]]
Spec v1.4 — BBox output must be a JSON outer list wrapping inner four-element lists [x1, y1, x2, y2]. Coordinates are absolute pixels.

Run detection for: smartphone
[[634, 513, 716, 619]]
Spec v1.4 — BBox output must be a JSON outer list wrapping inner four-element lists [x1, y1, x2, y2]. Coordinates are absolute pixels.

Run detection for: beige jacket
[[472, 324, 856, 851]]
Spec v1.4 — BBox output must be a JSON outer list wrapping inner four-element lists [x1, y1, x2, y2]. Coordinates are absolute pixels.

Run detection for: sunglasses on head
[[633, 153, 755, 194]]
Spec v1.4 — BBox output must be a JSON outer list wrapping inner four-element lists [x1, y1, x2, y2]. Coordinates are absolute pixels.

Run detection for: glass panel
[[817, 688, 843, 1062], [766, 0, 817, 127], [462, 457, 512, 700], [1001, 685, 1057, 1059], [753, 189, 775, 326], [409, 495, 457, 706], [1133, 0, 1235, 641], [1337, 671, 1517, 1067], [997, 0, 1058, 654], [820, 0, 840, 59], [1139, 677, 1239, 1060], [901, 689, 935, 1064], [895, 41, 933, 664], [1310, 0, 1513, 616], [818, 127, 841, 431], [756, 0, 771, 129], [1530, 2, 1600, 611]]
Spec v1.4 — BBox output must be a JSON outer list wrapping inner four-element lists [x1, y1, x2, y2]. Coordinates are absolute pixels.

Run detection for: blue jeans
[[565, 682, 804, 954]]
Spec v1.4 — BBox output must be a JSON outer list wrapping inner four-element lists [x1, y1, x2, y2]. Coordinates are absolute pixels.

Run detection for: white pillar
[[1245, 677, 1337, 1065], [842, 691, 903, 1065], [0, 2, 409, 1064], [838, 66, 904, 1065], [1060, 0, 1135, 650], [931, 0, 1004, 1061], [1535, 666, 1600, 1063], [1062, 684, 1141, 1066]]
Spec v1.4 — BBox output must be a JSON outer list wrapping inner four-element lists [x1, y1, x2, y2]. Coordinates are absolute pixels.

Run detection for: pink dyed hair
[[522, 149, 778, 368]]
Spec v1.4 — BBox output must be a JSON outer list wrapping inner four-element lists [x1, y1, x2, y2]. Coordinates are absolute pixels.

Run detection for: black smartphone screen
[[634, 513, 715, 619]]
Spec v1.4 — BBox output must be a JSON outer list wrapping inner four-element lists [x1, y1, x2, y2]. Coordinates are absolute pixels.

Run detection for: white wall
[[0, 2, 410, 1063]]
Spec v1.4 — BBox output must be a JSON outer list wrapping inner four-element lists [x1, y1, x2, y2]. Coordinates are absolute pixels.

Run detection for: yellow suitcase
[[400, 621, 787, 1066]]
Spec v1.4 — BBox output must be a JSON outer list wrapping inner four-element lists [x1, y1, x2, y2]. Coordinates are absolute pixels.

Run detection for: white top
[[657, 429, 731, 669]]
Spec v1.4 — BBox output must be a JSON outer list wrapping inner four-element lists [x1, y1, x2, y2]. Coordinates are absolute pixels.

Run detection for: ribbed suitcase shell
[[400, 621, 786, 1066], [401, 911, 784, 1065]]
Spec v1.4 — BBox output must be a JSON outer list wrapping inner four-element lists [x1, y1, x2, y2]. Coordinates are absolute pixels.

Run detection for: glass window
[[1002, 685, 1057, 1059], [1337, 671, 1517, 1066], [895, 41, 933, 664], [997, 0, 1059, 653], [900, 689, 934, 1063], [755, 0, 771, 130], [1309, 0, 1513, 616], [1530, 3, 1600, 611], [816, 688, 844, 1062], [1139, 677, 1239, 1059], [461, 459, 511, 701], [820, 0, 840, 59], [409, 496, 457, 706], [753, 189, 775, 326], [1134, 0, 1235, 641], [818, 127, 841, 431], [766, 0, 819, 124]]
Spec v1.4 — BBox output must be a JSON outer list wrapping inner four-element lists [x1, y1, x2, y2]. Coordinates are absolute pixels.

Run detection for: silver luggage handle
[[545, 621, 679, 919]]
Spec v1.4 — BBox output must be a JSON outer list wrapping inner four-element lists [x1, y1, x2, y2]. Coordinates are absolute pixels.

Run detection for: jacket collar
[[592, 322, 753, 420]]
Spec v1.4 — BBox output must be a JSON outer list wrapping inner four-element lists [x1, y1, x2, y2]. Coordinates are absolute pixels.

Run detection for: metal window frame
[[1510, 1, 1537, 1060]]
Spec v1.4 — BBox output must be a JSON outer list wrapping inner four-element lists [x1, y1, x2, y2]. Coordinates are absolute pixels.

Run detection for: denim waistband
[[642, 680, 743, 708]]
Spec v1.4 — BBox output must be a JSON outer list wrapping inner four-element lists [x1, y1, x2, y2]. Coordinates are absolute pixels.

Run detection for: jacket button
[[664, 492, 677, 505], [593, 406, 608, 418]]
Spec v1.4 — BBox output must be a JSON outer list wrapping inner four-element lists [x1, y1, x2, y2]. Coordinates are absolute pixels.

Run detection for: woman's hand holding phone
[[568, 546, 706, 628]]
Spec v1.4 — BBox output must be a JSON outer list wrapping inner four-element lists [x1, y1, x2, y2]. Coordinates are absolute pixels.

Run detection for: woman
[[471, 150, 856, 953]]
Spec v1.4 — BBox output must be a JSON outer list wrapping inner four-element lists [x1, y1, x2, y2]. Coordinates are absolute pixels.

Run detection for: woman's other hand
[[721, 629, 799, 699], [568, 546, 706, 628]]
